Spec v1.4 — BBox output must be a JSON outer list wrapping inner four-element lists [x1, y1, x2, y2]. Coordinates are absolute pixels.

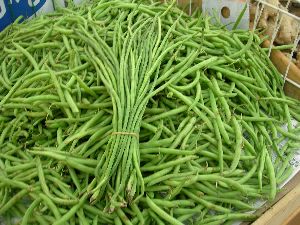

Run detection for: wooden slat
[[252, 182, 300, 225], [284, 82, 300, 100], [284, 208, 300, 225], [241, 172, 300, 225]]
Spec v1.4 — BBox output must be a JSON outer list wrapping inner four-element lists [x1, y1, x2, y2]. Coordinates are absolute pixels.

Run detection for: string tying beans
[[111, 132, 139, 138]]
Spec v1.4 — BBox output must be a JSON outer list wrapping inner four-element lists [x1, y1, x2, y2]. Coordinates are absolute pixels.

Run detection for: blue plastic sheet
[[0, 0, 51, 31]]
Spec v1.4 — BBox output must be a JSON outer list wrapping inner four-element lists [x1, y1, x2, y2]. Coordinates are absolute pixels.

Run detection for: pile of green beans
[[0, 0, 300, 224]]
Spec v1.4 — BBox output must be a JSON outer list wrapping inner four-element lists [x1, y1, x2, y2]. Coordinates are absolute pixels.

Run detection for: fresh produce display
[[0, 0, 300, 224]]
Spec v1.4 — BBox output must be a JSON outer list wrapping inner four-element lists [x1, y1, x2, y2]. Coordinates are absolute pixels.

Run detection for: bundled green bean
[[0, 0, 300, 224]]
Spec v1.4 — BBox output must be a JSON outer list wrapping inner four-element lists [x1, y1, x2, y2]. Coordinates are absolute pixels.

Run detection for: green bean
[[238, 162, 258, 185], [83, 205, 114, 223], [167, 86, 213, 130], [276, 166, 293, 185], [202, 195, 252, 210], [173, 205, 204, 215], [48, 69, 73, 118], [38, 193, 61, 219], [182, 189, 231, 213], [209, 90, 230, 145], [77, 208, 90, 225], [265, 151, 277, 200], [0, 176, 29, 189], [0, 189, 28, 214], [230, 117, 242, 171], [211, 66, 255, 83], [151, 198, 195, 208], [146, 196, 184, 225], [20, 199, 41, 225], [144, 167, 173, 184], [212, 120, 223, 173], [276, 126, 300, 141], [149, 210, 166, 225], [140, 147, 198, 155], [35, 213, 54, 225], [53, 193, 88, 225], [211, 77, 231, 120], [171, 117, 196, 148], [131, 203, 144, 225], [114, 216, 123, 225], [196, 213, 256, 225], [116, 208, 133, 225], [144, 106, 188, 123], [13, 43, 39, 70], [37, 157, 78, 205], [141, 155, 197, 171], [5, 161, 36, 173], [0, 1, 299, 224], [64, 90, 79, 115]]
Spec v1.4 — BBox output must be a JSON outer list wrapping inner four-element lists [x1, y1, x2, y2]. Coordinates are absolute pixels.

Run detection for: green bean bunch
[[0, 0, 300, 224], [87, 15, 161, 209]]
